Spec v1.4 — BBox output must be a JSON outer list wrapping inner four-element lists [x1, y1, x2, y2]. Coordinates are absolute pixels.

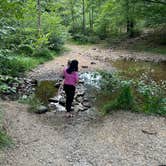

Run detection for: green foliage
[[18, 44, 34, 55], [0, 49, 54, 77], [22, 95, 43, 113], [0, 131, 12, 149], [48, 33, 65, 51], [32, 48, 53, 60], [0, 75, 20, 94], [72, 34, 100, 44], [99, 71, 166, 116]]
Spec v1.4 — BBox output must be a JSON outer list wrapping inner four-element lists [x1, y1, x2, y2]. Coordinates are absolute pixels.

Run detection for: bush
[[103, 85, 135, 113], [72, 34, 100, 44], [48, 33, 64, 51], [87, 36, 100, 44], [32, 48, 53, 60], [99, 71, 166, 116], [18, 44, 33, 55], [0, 50, 41, 76]]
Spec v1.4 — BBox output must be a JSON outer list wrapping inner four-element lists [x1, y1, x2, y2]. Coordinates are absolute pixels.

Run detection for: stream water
[[110, 60, 166, 82], [35, 60, 166, 106], [35, 80, 58, 104]]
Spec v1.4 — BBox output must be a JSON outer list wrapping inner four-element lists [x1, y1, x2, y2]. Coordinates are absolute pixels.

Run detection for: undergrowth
[[98, 71, 166, 116]]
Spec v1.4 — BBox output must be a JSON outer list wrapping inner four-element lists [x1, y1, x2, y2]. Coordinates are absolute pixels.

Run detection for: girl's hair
[[66, 60, 78, 74], [67, 60, 71, 67]]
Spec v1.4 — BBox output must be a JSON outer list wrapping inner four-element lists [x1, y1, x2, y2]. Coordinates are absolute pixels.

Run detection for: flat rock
[[36, 105, 48, 114], [48, 97, 59, 103], [55, 103, 66, 112], [74, 103, 86, 112]]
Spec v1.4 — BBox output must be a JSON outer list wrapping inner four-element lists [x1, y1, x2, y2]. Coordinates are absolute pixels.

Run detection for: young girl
[[63, 60, 79, 116]]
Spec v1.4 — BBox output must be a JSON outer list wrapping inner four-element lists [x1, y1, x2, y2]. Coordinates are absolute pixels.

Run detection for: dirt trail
[[1, 44, 166, 166], [28, 44, 114, 80]]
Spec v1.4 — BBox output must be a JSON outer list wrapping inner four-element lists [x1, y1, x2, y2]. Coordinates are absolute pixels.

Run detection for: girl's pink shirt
[[63, 68, 78, 86]]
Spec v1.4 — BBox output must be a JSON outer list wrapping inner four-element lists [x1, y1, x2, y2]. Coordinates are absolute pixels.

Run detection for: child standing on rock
[[63, 60, 79, 117]]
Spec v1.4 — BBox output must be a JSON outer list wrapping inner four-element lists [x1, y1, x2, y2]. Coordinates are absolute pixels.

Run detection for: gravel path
[[1, 44, 166, 166]]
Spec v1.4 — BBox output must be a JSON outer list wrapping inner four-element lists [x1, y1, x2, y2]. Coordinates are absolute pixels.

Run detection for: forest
[[0, 0, 166, 165]]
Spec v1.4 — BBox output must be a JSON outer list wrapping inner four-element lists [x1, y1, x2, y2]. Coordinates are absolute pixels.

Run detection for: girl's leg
[[64, 85, 75, 112]]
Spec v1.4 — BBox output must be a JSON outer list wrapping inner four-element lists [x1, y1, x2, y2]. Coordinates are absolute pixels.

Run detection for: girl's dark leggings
[[63, 84, 75, 112]]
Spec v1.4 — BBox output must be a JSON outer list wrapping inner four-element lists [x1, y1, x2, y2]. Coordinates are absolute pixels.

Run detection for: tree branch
[[144, 0, 166, 5]]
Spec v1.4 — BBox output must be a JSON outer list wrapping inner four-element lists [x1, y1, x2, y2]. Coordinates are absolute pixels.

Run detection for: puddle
[[35, 80, 58, 104], [110, 60, 166, 82]]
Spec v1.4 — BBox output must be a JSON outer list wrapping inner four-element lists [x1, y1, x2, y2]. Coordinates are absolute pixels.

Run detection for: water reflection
[[110, 60, 166, 82]]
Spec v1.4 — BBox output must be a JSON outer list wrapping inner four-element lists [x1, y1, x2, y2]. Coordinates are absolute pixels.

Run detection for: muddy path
[[1, 44, 166, 166]]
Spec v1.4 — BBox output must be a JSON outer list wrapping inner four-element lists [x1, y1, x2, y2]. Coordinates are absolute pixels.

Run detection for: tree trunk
[[37, 0, 41, 37], [71, 7, 75, 33], [125, 0, 134, 37], [91, 7, 94, 32], [82, 0, 86, 34]]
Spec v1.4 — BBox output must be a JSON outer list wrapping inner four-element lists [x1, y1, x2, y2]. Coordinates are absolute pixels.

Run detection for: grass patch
[[0, 49, 57, 77], [19, 94, 43, 113], [0, 131, 12, 149], [0, 108, 12, 149]]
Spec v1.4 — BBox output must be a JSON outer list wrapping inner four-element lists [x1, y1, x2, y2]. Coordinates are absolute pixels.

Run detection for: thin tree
[[82, 0, 86, 34], [37, 0, 41, 37]]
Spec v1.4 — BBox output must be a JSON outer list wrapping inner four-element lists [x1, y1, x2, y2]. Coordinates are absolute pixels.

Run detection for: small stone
[[76, 91, 85, 97], [76, 96, 83, 102], [74, 103, 85, 112], [54, 82, 61, 88], [79, 80, 84, 84], [48, 102, 57, 110], [82, 102, 91, 108], [31, 79, 38, 85], [91, 62, 96, 65], [83, 97, 89, 102], [81, 66, 88, 69]]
